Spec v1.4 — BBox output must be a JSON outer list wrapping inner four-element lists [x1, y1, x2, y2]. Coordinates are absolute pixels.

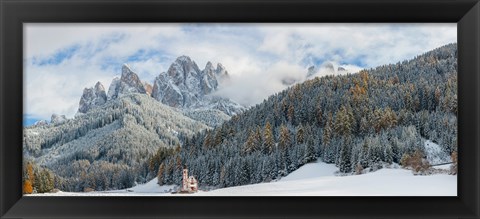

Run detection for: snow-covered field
[[29, 159, 456, 196], [197, 163, 456, 196]]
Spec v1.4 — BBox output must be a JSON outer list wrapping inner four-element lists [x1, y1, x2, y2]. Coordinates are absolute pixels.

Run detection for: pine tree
[[36, 169, 54, 193], [323, 113, 333, 146], [339, 138, 352, 173], [243, 130, 257, 153], [359, 116, 369, 136], [278, 125, 292, 171], [278, 124, 291, 150], [263, 122, 275, 153], [335, 105, 355, 136], [296, 124, 305, 144], [254, 127, 263, 152], [304, 136, 315, 163], [243, 127, 262, 153], [238, 159, 250, 185], [316, 104, 323, 126], [203, 131, 213, 149], [287, 104, 295, 124]]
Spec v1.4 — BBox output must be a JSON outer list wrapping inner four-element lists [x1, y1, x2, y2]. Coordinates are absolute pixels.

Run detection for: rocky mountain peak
[[94, 81, 105, 93], [167, 56, 201, 86], [107, 64, 146, 100], [121, 64, 132, 78], [204, 61, 215, 75], [120, 64, 146, 92], [216, 63, 226, 72], [307, 66, 318, 78], [206, 61, 214, 68], [78, 81, 108, 113], [75, 57, 243, 117], [215, 63, 229, 80], [152, 56, 243, 115], [175, 55, 193, 63]]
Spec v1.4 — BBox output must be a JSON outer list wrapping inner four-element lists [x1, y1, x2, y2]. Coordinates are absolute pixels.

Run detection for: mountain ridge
[[78, 56, 243, 118]]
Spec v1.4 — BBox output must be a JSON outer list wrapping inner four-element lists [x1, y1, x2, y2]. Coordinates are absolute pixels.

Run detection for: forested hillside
[[23, 55, 247, 193], [23, 94, 209, 192], [153, 43, 457, 189]]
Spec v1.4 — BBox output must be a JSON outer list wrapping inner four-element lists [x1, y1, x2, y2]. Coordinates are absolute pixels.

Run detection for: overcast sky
[[23, 23, 456, 125]]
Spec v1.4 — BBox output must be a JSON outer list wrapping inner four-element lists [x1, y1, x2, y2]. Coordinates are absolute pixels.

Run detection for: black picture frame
[[1, 0, 479, 218]]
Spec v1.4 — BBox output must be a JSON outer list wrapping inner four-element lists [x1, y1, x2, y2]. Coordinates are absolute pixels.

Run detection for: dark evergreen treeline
[[152, 43, 457, 188]]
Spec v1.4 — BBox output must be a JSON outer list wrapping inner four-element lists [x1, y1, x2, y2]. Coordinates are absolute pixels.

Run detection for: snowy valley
[[31, 157, 456, 196], [23, 44, 458, 196]]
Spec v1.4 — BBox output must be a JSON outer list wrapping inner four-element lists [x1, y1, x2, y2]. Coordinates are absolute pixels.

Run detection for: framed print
[[1, 0, 479, 218]]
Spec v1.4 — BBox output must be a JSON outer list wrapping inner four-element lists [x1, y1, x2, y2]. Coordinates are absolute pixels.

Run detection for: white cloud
[[213, 61, 306, 106], [24, 23, 456, 120]]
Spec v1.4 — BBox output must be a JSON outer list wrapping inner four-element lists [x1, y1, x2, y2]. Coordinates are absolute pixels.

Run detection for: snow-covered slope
[[31, 159, 456, 196], [199, 163, 456, 196], [105, 179, 176, 194], [279, 161, 338, 181], [24, 93, 210, 191]]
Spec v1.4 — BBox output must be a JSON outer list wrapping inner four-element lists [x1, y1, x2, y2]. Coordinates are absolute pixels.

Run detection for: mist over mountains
[[23, 44, 457, 192], [153, 43, 457, 189]]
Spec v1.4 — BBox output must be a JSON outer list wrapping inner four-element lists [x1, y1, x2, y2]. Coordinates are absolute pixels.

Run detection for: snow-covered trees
[[22, 160, 55, 194], [151, 43, 457, 188], [303, 131, 316, 163], [25, 43, 458, 192], [334, 106, 355, 136], [263, 122, 275, 153], [23, 94, 209, 192]]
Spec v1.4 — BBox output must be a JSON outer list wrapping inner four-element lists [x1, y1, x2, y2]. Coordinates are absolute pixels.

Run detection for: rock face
[[152, 56, 241, 115], [76, 57, 243, 117], [51, 114, 67, 124], [214, 63, 230, 83], [78, 82, 107, 113], [152, 73, 184, 108], [201, 61, 219, 95], [322, 62, 335, 72], [307, 66, 318, 78], [143, 82, 153, 96], [107, 64, 146, 100]]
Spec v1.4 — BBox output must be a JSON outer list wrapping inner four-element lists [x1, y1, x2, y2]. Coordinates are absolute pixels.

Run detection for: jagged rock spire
[[78, 81, 107, 113], [107, 64, 147, 100]]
